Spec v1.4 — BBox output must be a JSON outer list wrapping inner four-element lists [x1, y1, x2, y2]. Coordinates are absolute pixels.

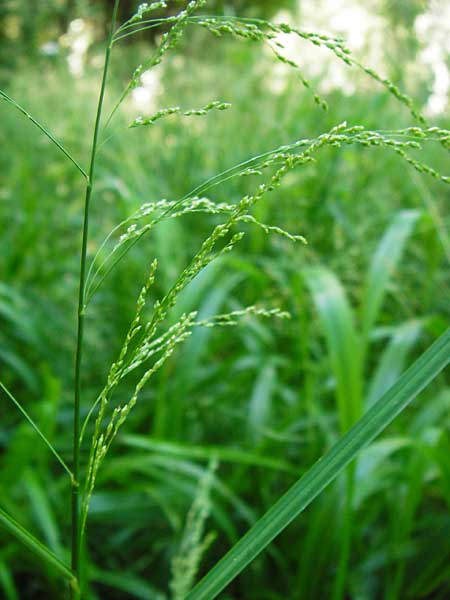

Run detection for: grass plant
[[0, 1, 449, 598]]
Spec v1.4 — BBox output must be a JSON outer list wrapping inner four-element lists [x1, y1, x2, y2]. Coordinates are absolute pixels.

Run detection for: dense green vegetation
[[0, 1, 449, 598]]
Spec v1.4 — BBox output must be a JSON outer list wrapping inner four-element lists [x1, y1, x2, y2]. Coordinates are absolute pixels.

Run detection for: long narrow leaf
[[91, 568, 165, 600], [186, 327, 450, 600], [23, 470, 63, 556], [0, 89, 87, 179], [0, 507, 74, 584], [0, 560, 18, 600], [361, 210, 420, 341], [304, 267, 362, 429], [248, 362, 277, 439], [367, 320, 422, 407], [0, 381, 72, 479], [120, 435, 294, 472]]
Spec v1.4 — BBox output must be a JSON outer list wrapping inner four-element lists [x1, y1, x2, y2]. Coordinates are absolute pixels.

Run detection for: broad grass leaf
[[367, 320, 422, 406], [361, 210, 420, 342], [248, 362, 277, 440], [304, 266, 363, 430], [0, 560, 19, 600], [185, 328, 450, 600]]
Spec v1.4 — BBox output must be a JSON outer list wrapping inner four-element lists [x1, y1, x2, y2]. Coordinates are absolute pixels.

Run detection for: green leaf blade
[[367, 319, 422, 407], [186, 328, 450, 600], [362, 209, 420, 341], [0, 507, 74, 584], [304, 266, 363, 429], [0, 381, 72, 479]]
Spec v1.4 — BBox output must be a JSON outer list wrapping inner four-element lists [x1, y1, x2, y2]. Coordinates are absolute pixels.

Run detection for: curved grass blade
[[367, 320, 422, 407], [91, 568, 166, 600], [361, 209, 420, 342], [120, 434, 295, 473], [186, 327, 450, 600], [304, 266, 362, 430], [23, 470, 63, 556], [0, 381, 72, 479], [0, 506, 74, 584], [248, 362, 277, 440], [0, 560, 18, 600]]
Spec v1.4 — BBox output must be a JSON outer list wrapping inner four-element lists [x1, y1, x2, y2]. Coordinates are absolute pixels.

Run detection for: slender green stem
[[71, 1, 120, 594], [113, 21, 166, 43], [0, 89, 87, 179], [114, 17, 165, 36]]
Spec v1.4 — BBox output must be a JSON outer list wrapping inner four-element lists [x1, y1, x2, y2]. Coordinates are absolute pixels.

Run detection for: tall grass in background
[[1, 1, 449, 598]]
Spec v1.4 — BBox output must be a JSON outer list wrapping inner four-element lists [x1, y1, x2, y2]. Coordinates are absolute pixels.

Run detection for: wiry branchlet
[[195, 306, 291, 328], [92, 197, 306, 292], [86, 278, 294, 508], [268, 45, 328, 111], [113, 9, 425, 122], [80, 258, 160, 533], [190, 16, 424, 121], [355, 64, 425, 124], [111, 0, 207, 115], [130, 100, 231, 127], [133, 0, 207, 72], [92, 124, 448, 299], [82, 307, 197, 533]]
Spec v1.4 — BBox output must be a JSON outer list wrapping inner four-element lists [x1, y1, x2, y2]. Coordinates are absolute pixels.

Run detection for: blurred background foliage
[[0, 0, 449, 599]]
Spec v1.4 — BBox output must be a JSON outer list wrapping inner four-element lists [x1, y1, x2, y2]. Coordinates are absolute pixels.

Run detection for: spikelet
[[128, 2, 169, 25]]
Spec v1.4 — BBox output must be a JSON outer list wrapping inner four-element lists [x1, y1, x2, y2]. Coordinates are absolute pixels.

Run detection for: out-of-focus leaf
[[120, 434, 295, 472], [247, 361, 277, 440], [361, 210, 420, 341], [23, 470, 63, 557], [0, 560, 18, 600], [91, 568, 166, 600], [304, 266, 362, 430], [367, 320, 422, 406]]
